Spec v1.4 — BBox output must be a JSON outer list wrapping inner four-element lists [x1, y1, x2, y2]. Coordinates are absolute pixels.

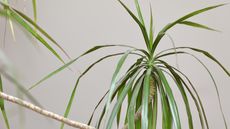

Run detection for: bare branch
[[0, 91, 96, 129]]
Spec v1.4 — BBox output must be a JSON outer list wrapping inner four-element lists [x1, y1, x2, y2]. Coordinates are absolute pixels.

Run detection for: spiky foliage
[[27, 1, 229, 129], [1, 0, 228, 129]]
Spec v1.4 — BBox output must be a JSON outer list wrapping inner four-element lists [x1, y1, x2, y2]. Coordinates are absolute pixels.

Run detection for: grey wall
[[0, 0, 229, 129]]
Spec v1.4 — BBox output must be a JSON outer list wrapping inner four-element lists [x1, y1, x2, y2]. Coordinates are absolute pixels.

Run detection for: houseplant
[[0, 0, 229, 129]]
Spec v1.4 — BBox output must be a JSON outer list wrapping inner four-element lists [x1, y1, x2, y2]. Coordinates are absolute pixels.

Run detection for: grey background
[[0, 0, 229, 129]]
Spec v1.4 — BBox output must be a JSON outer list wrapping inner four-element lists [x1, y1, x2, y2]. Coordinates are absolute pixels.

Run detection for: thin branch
[[0, 91, 96, 129]]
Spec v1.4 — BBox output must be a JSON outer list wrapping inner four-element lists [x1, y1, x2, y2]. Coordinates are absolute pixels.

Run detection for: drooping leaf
[[0, 2, 72, 59], [135, 84, 142, 129], [124, 86, 133, 126], [155, 74, 172, 129], [28, 45, 136, 90], [60, 52, 132, 129], [157, 61, 208, 129], [183, 47, 230, 77], [96, 65, 140, 129], [105, 50, 135, 116], [141, 68, 152, 129], [147, 102, 153, 129], [157, 69, 181, 129], [159, 52, 228, 129], [157, 46, 230, 77], [87, 90, 109, 125], [106, 69, 142, 129], [160, 62, 194, 129], [116, 85, 124, 128], [152, 89, 158, 129], [5, 9, 64, 63], [128, 76, 144, 129], [14, 9, 71, 59]]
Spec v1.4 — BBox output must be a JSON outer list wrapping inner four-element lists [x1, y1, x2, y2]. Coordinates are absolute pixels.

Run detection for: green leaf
[[8, 9, 64, 63], [157, 69, 181, 129], [96, 65, 140, 129], [128, 76, 144, 129], [160, 52, 228, 129], [135, 85, 142, 129], [32, 0, 37, 23], [0, 75, 10, 129], [151, 4, 226, 54], [179, 21, 219, 31], [157, 62, 208, 129], [155, 75, 172, 129], [184, 47, 230, 77], [0, 2, 72, 59], [146, 104, 153, 129], [124, 87, 133, 125], [60, 52, 129, 129], [116, 86, 124, 128], [157, 47, 230, 76], [141, 67, 152, 129], [134, 0, 145, 26], [87, 90, 109, 125], [106, 69, 142, 129], [105, 50, 134, 115], [13, 9, 72, 59], [161, 62, 194, 129], [191, 58, 228, 129], [152, 90, 158, 129], [96, 105, 106, 128], [28, 45, 135, 90], [118, 0, 150, 51], [1, 0, 16, 41], [149, 4, 154, 48]]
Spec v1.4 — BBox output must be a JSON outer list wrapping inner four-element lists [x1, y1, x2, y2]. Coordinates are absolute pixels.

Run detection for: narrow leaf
[[161, 63, 194, 129], [157, 69, 181, 129], [128, 76, 144, 129], [0, 75, 10, 129], [28, 45, 135, 90], [106, 69, 142, 129], [152, 4, 226, 53], [155, 75, 172, 129], [141, 68, 152, 129], [0, 2, 72, 59], [134, 0, 145, 25], [152, 91, 158, 129], [160, 52, 228, 129], [157, 61, 208, 129], [105, 50, 134, 115], [118, 0, 150, 51], [60, 53, 128, 129], [179, 21, 219, 31], [32, 0, 37, 22], [87, 90, 109, 125], [149, 4, 154, 48], [9, 9, 65, 63], [157, 47, 230, 76]]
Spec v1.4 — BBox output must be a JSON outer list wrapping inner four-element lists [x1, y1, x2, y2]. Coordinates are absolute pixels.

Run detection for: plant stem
[[0, 91, 95, 129]]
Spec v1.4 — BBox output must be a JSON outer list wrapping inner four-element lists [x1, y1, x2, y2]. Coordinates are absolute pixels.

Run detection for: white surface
[[0, 0, 229, 129]]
